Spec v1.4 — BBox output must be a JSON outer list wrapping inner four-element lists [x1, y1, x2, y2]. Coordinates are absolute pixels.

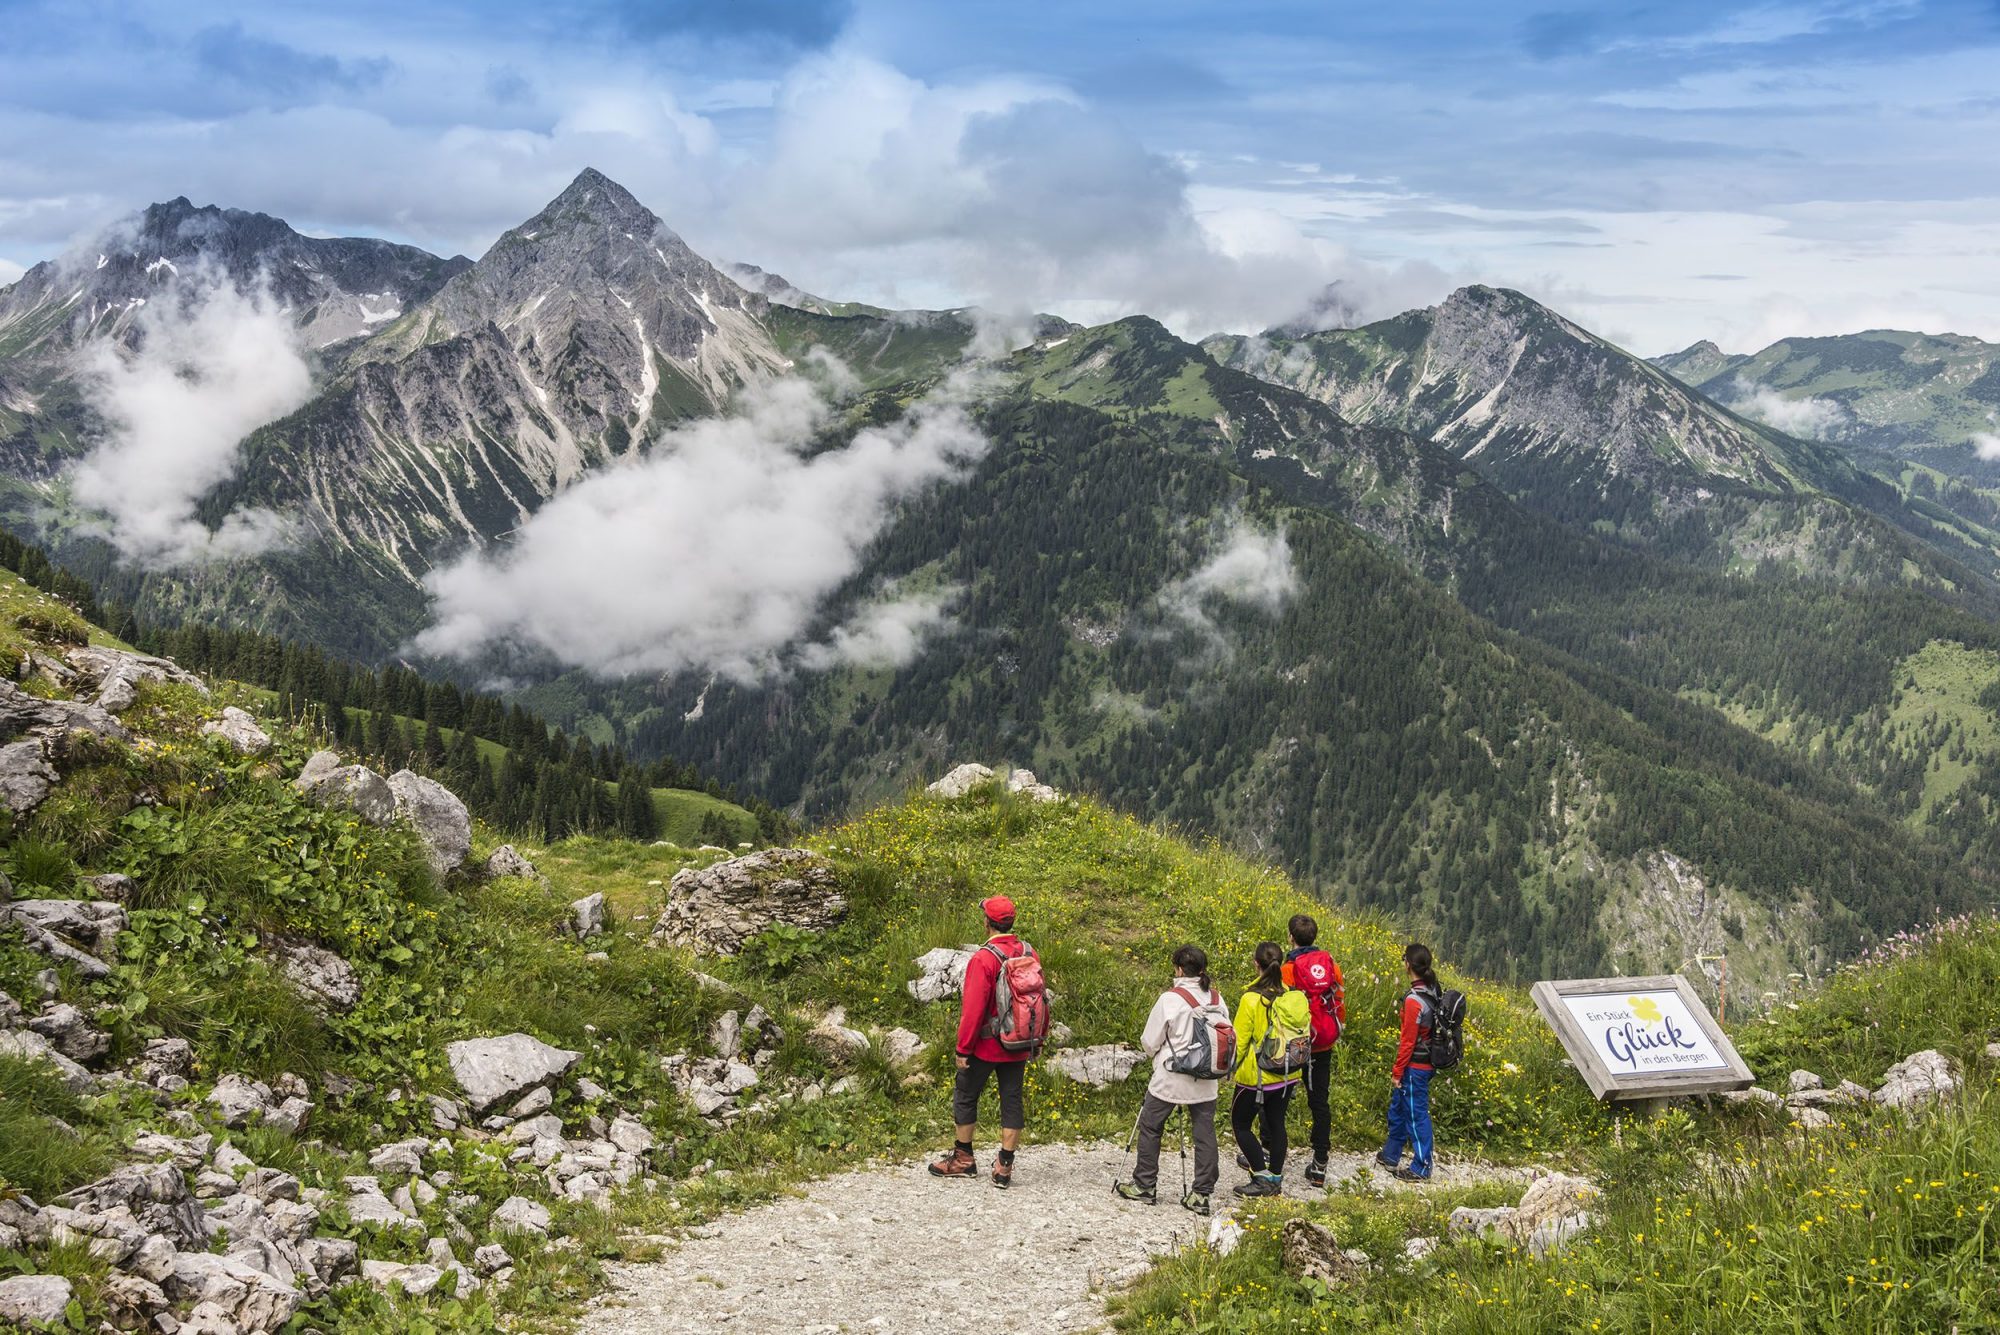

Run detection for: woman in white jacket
[[1115, 945, 1228, 1216]]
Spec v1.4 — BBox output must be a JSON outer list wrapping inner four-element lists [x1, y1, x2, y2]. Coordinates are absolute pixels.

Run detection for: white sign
[[1531, 974, 1753, 1102], [1556, 989, 1728, 1075]]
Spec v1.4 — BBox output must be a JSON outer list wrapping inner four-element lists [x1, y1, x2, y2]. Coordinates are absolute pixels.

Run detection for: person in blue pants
[[1377, 942, 1440, 1181]]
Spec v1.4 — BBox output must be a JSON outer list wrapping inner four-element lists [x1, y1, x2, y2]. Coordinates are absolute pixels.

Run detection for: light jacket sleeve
[[957, 949, 994, 1057], [1141, 992, 1174, 1057]]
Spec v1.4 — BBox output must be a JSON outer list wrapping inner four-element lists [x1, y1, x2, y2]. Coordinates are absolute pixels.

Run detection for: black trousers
[[1306, 1048, 1333, 1160], [1231, 1083, 1295, 1175], [952, 1057, 1027, 1130]]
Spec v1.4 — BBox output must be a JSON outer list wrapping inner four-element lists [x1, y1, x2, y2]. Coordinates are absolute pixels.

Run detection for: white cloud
[[1161, 518, 1298, 641], [1972, 432, 2000, 462], [69, 275, 310, 565], [1727, 378, 1847, 439], [799, 584, 961, 670], [413, 372, 988, 680]]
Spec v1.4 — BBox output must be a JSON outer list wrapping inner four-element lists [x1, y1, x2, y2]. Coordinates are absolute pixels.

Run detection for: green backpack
[[1255, 989, 1315, 1077]]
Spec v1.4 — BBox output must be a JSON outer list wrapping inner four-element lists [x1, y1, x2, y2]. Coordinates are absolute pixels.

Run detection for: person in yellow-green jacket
[[1230, 940, 1314, 1197]]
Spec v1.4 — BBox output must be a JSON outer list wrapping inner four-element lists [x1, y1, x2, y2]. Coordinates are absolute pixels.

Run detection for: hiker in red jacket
[[929, 894, 1047, 1189]]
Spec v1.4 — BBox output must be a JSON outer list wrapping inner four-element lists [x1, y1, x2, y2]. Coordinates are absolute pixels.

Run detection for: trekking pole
[[1177, 1106, 1189, 1199]]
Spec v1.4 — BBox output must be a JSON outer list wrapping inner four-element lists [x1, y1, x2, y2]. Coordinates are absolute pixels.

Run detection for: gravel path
[[583, 1140, 1536, 1334]]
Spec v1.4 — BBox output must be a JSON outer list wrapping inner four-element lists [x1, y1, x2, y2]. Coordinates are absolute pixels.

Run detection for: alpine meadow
[[3, 4, 2000, 1333]]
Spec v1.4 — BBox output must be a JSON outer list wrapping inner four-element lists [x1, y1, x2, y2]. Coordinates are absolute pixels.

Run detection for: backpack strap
[[1171, 986, 1204, 1009]]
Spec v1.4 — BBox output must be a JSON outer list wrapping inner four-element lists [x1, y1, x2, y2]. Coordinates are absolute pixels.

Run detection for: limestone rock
[[881, 1027, 929, 1069], [807, 1009, 871, 1064], [653, 848, 844, 955], [1004, 767, 1061, 802], [474, 1242, 511, 1273], [388, 770, 472, 874], [0, 738, 58, 812], [907, 947, 976, 1004], [6, 897, 126, 958], [925, 763, 993, 798], [492, 1196, 551, 1235], [273, 939, 361, 1014], [0, 677, 129, 745], [571, 892, 606, 939], [102, 1271, 169, 1322], [446, 1034, 581, 1113], [362, 1259, 447, 1298], [486, 844, 538, 879], [210, 1075, 277, 1129], [1449, 1206, 1515, 1239], [0, 1273, 73, 1328], [200, 707, 272, 755], [132, 1037, 195, 1091], [1875, 1049, 1960, 1112], [1047, 1044, 1144, 1088], [1208, 1215, 1245, 1257], [1501, 1174, 1599, 1252], [367, 1139, 430, 1176], [27, 1002, 110, 1063], [295, 753, 396, 825], [608, 1116, 656, 1156], [1280, 1219, 1370, 1286], [1787, 1069, 1823, 1094], [0, 1029, 95, 1091], [711, 1009, 743, 1059], [63, 646, 207, 713]]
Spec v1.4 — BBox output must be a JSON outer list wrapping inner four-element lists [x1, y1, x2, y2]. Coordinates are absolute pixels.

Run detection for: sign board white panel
[[1531, 974, 1754, 1102]]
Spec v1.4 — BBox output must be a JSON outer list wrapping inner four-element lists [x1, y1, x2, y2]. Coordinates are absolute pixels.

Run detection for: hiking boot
[[1304, 1159, 1329, 1187], [1114, 1181, 1157, 1206], [1232, 1172, 1282, 1198], [1235, 1151, 1253, 1172], [1392, 1166, 1431, 1183], [1181, 1191, 1212, 1217], [991, 1159, 1013, 1189], [1373, 1153, 1400, 1172], [928, 1147, 977, 1179]]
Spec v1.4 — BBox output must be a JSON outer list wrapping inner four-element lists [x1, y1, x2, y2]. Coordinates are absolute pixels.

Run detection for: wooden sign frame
[[1531, 973, 1754, 1102]]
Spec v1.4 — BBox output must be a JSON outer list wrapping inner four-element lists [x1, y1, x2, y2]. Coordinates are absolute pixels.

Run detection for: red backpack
[[1291, 948, 1345, 1048], [981, 941, 1052, 1054]]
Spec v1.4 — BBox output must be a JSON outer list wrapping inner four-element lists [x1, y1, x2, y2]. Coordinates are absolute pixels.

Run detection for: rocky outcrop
[[446, 1034, 581, 1113], [295, 751, 395, 825], [1449, 1172, 1600, 1257], [1047, 1044, 1144, 1087], [571, 892, 606, 939], [208, 1074, 314, 1135], [200, 706, 272, 755], [0, 1274, 73, 1328], [272, 940, 361, 1014], [0, 678, 132, 812], [63, 645, 207, 713], [0, 739, 58, 812], [1875, 1049, 1959, 1112], [487, 844, 538, 879], [388, 769, 472, 875], [0, 1030, 94, 1091], [907, 946, 976, 1003], [5, 898, 125, 978], [651, 848, 844, 955], [926, 763, 994, 798], [26, 1002, 110, 1063]]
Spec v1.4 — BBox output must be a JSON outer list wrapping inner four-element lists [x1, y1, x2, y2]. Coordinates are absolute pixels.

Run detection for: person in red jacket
[[1376, 942, 1441, 1182], [928, 895, 1038, 1188], [1280, 913, 1345, 1187]]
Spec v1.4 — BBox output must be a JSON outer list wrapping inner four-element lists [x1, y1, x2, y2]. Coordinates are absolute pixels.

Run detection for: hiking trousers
[[953, 1056, 1027, 1130], [1306, 1048, 1333, 1161], [1382, 1067, 1434, 1177], [1231, 1083, 1295, 1175], [1129, 1093, 1218, 1195]]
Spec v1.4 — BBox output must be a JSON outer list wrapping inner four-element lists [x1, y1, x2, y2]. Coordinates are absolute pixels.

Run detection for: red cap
[[981, 895, 1016, 925]]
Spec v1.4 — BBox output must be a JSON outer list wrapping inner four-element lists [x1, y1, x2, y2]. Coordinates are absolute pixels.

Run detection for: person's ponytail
[[1404, 942, 1441, 994], [1172, 944, 1212, 993]]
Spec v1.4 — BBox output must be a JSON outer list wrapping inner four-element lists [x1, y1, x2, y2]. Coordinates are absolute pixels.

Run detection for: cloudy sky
[[2, 0, 1997, 353]]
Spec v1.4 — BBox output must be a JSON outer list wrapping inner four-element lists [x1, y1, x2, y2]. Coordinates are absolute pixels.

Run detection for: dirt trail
[[583, 1140, 1533, 1334]]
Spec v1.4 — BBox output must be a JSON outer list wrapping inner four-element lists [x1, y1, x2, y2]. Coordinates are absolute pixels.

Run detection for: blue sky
[[2, 0, 1997, 352]]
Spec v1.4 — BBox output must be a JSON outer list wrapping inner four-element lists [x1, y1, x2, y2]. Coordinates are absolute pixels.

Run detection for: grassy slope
[[1118, 914, 2000, 1333]]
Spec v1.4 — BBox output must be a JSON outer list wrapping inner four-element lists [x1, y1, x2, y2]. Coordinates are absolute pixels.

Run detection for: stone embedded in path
[[652, 848, 845, 955], [447, 1034, 581, 1113], [389, 769, 473, 875]]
